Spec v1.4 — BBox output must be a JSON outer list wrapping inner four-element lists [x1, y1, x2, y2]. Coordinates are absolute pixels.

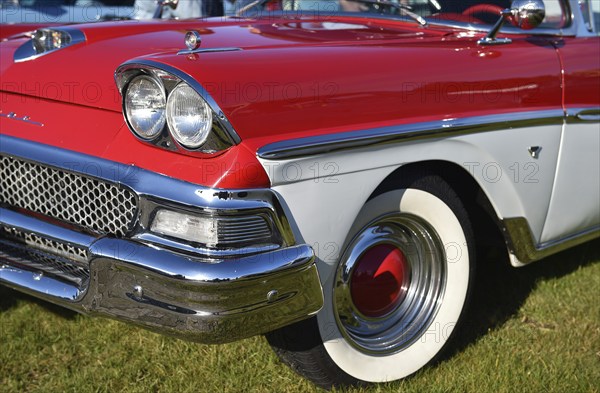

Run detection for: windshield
[[236, 0, 567, 29]]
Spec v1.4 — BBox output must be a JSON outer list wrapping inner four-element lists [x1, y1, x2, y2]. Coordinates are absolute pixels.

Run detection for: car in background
[[1, 0, 133, 37], [0, 0, 598, 389], [0, 0, 218, 39]]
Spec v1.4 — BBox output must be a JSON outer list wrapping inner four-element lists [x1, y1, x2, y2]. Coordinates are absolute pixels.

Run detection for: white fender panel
[[260, 124, 562, 265]]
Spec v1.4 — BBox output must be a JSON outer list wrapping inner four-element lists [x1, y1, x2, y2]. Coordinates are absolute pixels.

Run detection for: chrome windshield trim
[[236, 0, 575, 37], [13, 27, 86, 63], [115, 60, 241, 145], [257, 109, 565, 160], [568, 0, 597, 37]]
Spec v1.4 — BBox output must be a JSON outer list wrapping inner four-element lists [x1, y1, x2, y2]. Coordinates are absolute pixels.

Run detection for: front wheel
[[267, 173, 475, 389]]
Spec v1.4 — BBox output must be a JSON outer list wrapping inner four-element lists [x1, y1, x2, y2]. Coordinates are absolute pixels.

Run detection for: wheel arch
[[369, 160, 511, 265]]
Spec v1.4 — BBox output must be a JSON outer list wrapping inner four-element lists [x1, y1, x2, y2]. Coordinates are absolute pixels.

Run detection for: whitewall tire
[[267, 173, 474, 389]]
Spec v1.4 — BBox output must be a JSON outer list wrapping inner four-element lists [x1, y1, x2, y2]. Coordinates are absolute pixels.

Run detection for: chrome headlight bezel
[[133, 195, 293, 258], [116, 62, 240, 155]]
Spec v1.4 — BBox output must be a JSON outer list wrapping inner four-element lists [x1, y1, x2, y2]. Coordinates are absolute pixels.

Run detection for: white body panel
[[541, 122, 600, 243], [260, 124, 563, 274]]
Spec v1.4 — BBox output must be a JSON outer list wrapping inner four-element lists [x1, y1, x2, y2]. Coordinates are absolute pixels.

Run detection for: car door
[[540, 0, 600, 244]]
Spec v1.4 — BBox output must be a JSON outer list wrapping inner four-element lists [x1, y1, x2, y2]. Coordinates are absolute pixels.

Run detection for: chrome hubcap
[[334, 213, 447, 355]]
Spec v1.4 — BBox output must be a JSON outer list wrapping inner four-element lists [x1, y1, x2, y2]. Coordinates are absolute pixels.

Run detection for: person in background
[[134, 0, 224, 19]]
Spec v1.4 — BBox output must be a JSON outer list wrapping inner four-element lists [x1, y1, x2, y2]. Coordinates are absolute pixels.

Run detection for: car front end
[[2, 1, 598, 388], [0, 21, 329, 343], [0, 127, 323, 344]]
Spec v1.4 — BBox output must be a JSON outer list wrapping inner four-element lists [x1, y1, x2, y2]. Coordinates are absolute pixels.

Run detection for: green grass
[[1, 240, 599, 393]]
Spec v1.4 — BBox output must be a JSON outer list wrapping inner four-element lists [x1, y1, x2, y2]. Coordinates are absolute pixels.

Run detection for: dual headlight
[[124, 74, 213, 150]]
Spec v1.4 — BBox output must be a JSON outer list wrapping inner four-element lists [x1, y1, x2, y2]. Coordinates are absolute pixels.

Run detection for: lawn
[[1, 239, 599, 393]]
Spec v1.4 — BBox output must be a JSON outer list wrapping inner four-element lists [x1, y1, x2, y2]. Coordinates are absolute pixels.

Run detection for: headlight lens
[[124, 75, 166, 140], [166, 83, 212, 149]]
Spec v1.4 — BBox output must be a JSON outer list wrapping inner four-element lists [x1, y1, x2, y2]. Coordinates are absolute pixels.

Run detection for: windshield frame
[[236, 0, 586, 37]]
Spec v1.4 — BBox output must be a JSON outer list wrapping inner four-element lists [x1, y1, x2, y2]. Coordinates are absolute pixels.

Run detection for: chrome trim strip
[[89, 238, 312, 282], [257, 110, 565, 159], [177, 47, 242, 55], [115, 60, 242, 145], [0, 111, 43, 127], [13, 27, 86, 63], [502, 217, 600, 264], [566, 108, 600, 122], [1, 134, 264, 210], [133, 232, 280, 258]]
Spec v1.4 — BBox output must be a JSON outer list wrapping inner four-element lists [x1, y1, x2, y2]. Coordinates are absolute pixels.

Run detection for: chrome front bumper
[[0, 135, 323, 343], [0, 219, 322, 343]]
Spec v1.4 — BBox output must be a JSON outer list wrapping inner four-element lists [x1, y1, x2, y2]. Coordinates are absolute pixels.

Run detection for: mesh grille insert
[[0, 155, 137, 236], [0, 238, 89, 288], [1, 226, 88, 263]]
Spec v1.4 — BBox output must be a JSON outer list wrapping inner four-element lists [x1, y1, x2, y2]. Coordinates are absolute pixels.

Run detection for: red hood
[[0, 16, 559, 150], [0, 16, 562, 189], [0, 16, 446, 111]]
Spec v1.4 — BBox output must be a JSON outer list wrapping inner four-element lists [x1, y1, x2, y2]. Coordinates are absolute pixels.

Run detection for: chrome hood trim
[[13, 27, 86, 63]]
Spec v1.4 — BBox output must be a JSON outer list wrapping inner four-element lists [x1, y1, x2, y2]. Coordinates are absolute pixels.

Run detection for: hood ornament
[[185, 31, 202, 50], [177, 30, 243, 56]]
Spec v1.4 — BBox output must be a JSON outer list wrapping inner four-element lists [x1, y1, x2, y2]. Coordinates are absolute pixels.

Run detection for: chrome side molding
[[501, 217, 600, 265], [257, 109, 564, 160], [567, 108, 600, 122]]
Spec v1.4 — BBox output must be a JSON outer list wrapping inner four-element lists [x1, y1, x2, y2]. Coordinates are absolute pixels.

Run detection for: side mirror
[[512, 0, 546, 29], [478, 0, 546, 45]]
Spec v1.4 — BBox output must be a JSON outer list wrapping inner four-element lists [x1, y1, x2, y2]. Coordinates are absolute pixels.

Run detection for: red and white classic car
[[0, 0, 598, 388]]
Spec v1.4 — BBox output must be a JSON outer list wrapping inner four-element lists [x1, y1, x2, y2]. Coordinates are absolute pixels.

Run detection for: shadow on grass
[[445, 236, 600, 360], [0, 285, 78, 320]]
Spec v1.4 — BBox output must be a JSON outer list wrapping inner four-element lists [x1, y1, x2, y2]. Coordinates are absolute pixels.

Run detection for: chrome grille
[[217, 216, 273, 245], [0, 155, 137, 236], [0, 245, 89, 287], [0, 232, 89, 288], [1, 226, 88, 263]]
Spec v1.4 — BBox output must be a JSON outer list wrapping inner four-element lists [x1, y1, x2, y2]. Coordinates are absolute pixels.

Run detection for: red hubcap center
[[350, 244, 408, 318]]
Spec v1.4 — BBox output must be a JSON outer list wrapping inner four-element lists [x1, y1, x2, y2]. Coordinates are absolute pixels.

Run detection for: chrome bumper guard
[[0, 135, 323, 343]]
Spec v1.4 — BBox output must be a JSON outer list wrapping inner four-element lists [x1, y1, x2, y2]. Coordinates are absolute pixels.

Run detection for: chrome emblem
[[0, 111, 44, 127]]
